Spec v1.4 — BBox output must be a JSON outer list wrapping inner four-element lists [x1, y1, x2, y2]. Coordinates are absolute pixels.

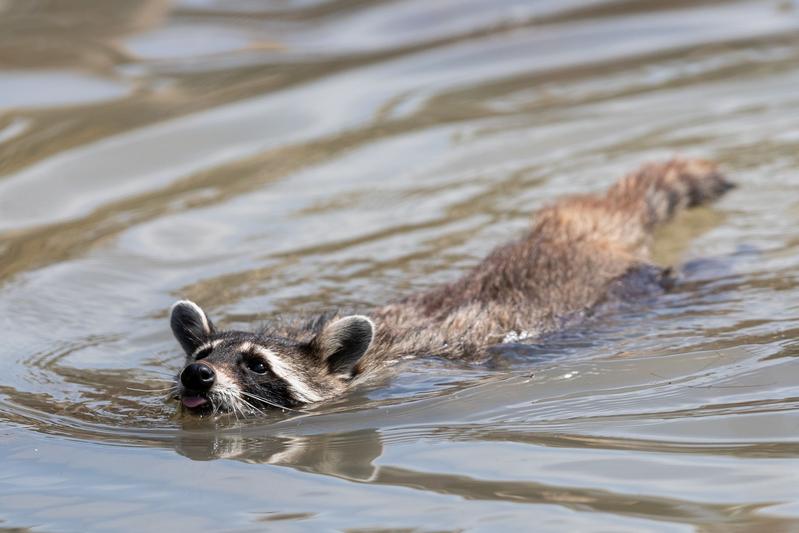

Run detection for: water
[[1, 0, 799, 530]]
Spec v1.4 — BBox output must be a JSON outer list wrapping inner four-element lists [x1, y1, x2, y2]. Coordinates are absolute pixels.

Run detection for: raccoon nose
[[180, 363, 216, 391]]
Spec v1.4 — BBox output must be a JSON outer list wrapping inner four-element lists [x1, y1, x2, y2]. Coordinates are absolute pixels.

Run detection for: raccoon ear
[[170, 300, 215, 356], [313, 315, 374, 376]]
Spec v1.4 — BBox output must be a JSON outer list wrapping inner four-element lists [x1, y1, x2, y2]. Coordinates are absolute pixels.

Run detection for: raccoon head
[[169, 300, 374, 417]]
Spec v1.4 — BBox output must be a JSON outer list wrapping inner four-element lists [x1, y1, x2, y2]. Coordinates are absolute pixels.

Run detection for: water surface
[[1, 0, 799, 531]]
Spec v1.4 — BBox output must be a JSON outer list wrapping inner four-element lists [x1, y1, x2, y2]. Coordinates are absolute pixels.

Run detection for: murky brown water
[[2, 0, 799, 530]]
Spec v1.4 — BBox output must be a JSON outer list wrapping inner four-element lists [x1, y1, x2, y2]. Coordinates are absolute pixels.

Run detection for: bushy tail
[[395, 158, 734, 332], [606, 158, 735, 231], [534, 158, 735, 260]]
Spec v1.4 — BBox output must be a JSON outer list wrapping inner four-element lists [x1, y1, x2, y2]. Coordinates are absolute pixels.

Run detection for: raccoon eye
[[194, 346, 213, 360], [245, 359, 267, 374]]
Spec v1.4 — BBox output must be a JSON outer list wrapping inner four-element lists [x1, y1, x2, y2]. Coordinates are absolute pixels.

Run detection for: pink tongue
[[182, 396, 208, 408]]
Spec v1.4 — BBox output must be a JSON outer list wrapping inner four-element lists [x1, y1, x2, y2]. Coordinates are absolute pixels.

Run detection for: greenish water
[[1, 1, 799, 531]]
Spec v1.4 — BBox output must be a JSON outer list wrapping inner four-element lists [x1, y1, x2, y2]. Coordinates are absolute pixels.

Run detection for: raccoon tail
[[605, 158, 735, 232], [537, 158, 735, 261]]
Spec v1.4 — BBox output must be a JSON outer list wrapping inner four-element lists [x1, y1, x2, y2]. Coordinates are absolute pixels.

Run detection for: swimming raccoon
[[170, 158, 733, 416]]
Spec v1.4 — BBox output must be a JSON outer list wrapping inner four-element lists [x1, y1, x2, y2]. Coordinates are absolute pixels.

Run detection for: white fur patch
[[211, 367, 247, 416], [503, 330, 535, 343], [213, 368, 240, 393], [248, 345, 324, 404], [190, 339, 221, 359]]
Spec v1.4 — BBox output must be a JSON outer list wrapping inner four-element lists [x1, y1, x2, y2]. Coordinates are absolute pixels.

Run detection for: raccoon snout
[[181, 363, 216, 391]]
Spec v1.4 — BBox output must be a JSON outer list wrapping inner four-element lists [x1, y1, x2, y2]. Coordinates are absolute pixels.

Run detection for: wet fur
[[172, 158, 733, 413], [276, 159, 732, 365]]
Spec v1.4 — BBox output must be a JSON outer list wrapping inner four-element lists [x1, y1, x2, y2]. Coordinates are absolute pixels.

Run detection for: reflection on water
[[1, 0, 799, 530]]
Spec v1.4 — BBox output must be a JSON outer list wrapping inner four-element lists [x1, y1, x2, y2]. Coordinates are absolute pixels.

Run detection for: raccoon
[[170, 158, 734, 416]]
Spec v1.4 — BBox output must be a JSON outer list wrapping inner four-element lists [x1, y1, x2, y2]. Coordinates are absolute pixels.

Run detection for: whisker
[[238, 396, 268, 417], [231, 398, 240, 422], [239, 391, 307, 413], [127, 386, 174, 392], [234, 396, 247, 422], [225, 391, 240, 422]]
